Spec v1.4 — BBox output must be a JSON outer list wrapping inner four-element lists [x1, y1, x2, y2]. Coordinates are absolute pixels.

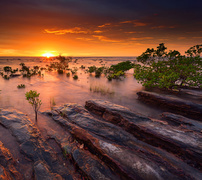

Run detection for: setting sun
[[42, 52, 54, 58]]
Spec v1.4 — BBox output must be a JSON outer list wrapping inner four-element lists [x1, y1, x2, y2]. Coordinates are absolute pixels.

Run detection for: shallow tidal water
[[0, 56, 163, 123]]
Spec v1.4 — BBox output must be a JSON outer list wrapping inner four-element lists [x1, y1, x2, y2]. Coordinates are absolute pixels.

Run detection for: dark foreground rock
[[45, 128, 121, 180], [0, 141, 22, 180], [0, 109, 73, 180], [1, 101, 202, 180], [43, 103, 202, 180], [85, 99, 202, 170], [137, 91, 202, 120]]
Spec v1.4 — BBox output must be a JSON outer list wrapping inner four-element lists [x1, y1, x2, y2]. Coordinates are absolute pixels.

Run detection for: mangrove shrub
[[134, 43, 202, 90], [25, 90, 42, 123]]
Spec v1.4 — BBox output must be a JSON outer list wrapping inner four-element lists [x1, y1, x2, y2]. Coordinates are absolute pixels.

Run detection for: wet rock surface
[[137, 91, 202, 120], [0, 97, 202, 179]]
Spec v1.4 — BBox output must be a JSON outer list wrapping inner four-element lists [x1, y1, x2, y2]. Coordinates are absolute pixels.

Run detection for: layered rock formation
[[0, 97, 201, 179]]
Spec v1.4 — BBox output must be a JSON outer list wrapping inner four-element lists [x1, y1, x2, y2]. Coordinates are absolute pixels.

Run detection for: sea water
[[0, 56, 162, 122]]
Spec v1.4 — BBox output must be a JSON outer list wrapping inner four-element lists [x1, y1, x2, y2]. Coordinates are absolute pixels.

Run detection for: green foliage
[[3, 66, 12, 73], [87, 66, 97, 73], [33, 66, 40, 70], [11, 68, 18, 74], [25, 90, 42, 122], [19, 62, 25, 66], [17, 84, 25, 88], [0, 66, 18, 79], [107, 70, 125, 81], [134, 43, 202, 90], [106, 61, 134, 80], [109, 61, 134, 72], [80, 65, 85, 69], [1, 66, 19, 79], [19, 63, 40, 78], [3, 75, 9, 80], [73, 75, 78, 80], [66, 72, 70, 77], [87, 65, 106, 78], [57, 69, 63, 74], [95, 67, 105, 78], [185, 45, 202, 57], [48, 56, 69, 72]]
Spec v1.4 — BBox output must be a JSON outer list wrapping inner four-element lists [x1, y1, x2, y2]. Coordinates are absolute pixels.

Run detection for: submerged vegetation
[[20, 63, 39, 78], [86, 61, 134, 80], [0, 66, 18, 79], [134, 44, 202, 90], [90, 84, 115, 95], [71, 67, 78, 74], [50, 97, 56, 110], [66, 72, 70, 77], [17, 84, 25, 88], [73, 74, 78, 80]]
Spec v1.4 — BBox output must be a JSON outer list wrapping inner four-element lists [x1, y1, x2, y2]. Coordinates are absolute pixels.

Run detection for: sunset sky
[[0, 0, 201, 56]]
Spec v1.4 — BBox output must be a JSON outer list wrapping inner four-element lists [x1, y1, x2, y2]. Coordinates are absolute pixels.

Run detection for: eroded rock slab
[[137, 91, 202, 120], [45, 103, 202, 180], [161, 112, 202, 133], [85, 99, 202, 170], [0, 109, 73, 180]]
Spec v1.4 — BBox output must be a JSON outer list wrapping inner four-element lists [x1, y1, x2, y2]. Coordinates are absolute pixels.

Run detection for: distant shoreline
[[0, 56, 137, 58]]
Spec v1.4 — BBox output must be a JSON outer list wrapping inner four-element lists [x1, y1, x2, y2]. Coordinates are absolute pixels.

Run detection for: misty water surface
[[0, 57, 163, 122]]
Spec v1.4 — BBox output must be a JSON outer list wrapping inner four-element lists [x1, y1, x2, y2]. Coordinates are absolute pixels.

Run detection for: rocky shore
[[0, 91, 201, 179]]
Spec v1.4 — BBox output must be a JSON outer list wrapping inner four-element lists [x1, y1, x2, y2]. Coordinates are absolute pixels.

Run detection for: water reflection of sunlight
[[42, 52, 54, 58]]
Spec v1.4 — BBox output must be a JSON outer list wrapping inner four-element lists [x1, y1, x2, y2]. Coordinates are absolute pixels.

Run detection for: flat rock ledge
[[137, 91, 202, 121]]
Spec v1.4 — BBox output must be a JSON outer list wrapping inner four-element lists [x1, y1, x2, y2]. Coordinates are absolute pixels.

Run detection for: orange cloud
[[98, 23, 111, 28], [131, 37, 154, 40], [93, 35, 121, 42], [120, 20, 133, 24], [94, 30, 103, 33], [120, 20, 147, 27], [44, 27, 89, 35], [125, 31, 138, 34]]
